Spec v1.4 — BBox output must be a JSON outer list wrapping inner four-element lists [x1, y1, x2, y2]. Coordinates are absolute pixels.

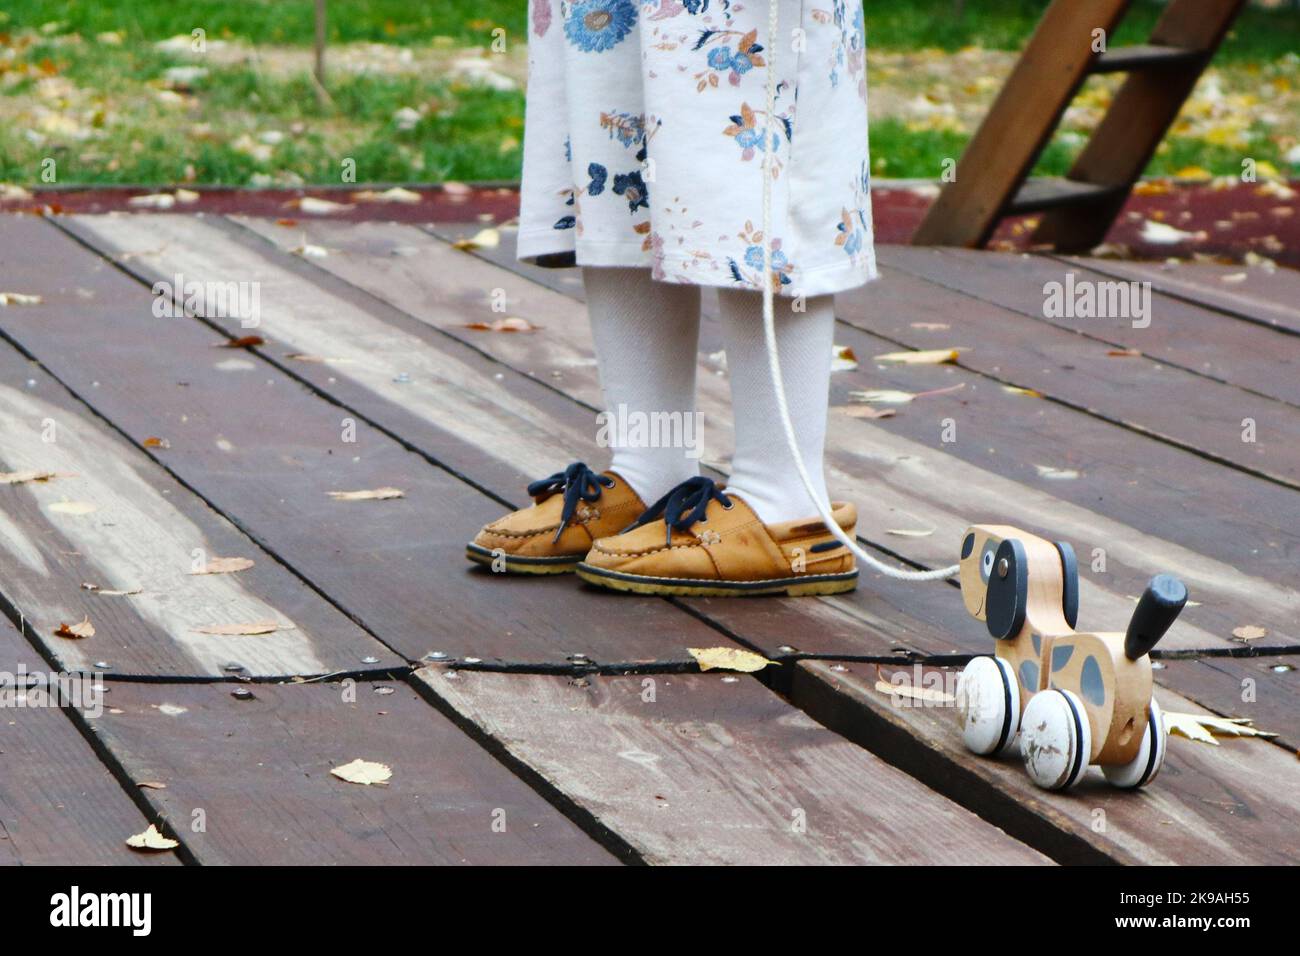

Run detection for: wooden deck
[[0, 210, 1297, 866]]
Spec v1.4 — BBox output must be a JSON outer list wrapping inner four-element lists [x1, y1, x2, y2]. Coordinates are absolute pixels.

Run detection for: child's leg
[[716, 289, 835, 524], [584, 267, 702, 503]]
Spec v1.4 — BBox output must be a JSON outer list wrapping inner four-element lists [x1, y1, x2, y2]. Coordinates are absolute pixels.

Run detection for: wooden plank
[[81, 678, 618, 865], [1089, 44, 1204, 73], [911, 0, 1134, 247], [793, 659, 1300, 865], [1031, 0, 1249, 251], [415, 667, 1049, 865], [0, 348, 401, 679], [884, 245, 1300, 408], [4, 214, 730, 670], [1060, 255, 1300, 337], [0, 619, 178, 865], [874, 245, 1300, 488]]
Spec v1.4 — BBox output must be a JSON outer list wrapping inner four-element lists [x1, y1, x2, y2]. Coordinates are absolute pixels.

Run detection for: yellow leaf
[[351, 187, 422, 204], [873, 348, 962, 365], [1231, 625, 1268, 641], [192, 620, 292, 636], [1164, 711, 1277, 745], [327, 487, 404, 501], [688, 647, 773, 673], [125, 824, 179, 852], [1002, 385, 1043, 398], [452, 227, 501, 251], [55, 617, 95, 639], [0, 469, 58, 485], [0, 292, 43, 306], [331, 758, 393, 786], [189, 557, 255, 575], [837, 405, 896, 420], [874, 679, 954, 704]]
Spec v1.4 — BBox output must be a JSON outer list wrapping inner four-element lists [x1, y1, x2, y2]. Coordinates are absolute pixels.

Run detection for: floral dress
[[518, 0, 877, 297]]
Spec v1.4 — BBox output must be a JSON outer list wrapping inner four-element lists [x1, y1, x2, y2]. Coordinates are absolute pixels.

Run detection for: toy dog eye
[[981, 549, 994, 580]]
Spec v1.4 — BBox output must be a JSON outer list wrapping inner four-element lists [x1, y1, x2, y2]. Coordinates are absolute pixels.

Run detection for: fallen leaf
[[136, 781, 167, 790], [910, 322, 950, 331], [688, 646, 772, 673], [155, 704, 187, 715], [48, 500, 97, 515], [1002, 385, 1043, 398], [838, 405, 897, 420], [82, 582, 143, 596], [291, 244, 330, 258], [192, 620, 293, 636], [215, 335, 264, 348], [127, 192, 176, 210], [831, 345, 858, 371], [1164, 712, 1277, 745], [873, 348, 962, 365], [0, 469, 58, 485], [1035, 464, 1080, 480], [886, 527, 935, 538], [0, 292, 43, 306], [331, 758, 393, 786], [284, 353, 355, 364], [874, 678, 954, 704], [1107, 348, 1141, 357], [189, 556, 254, 575], [142, 436, 171, 449], [284, 196, 354, 215], [54, 617, 95, 639], [849, 383, 965, 405], [327, 487, 404, 501], [463, 317, 539, 333], [125, 824, 179, 852], [1220, 272, 1249, 284], [452, 227, 501, 251], [352, 186, 422, 204], [1139, 220, 1207, 245], [1231, 625, 1268, 641]]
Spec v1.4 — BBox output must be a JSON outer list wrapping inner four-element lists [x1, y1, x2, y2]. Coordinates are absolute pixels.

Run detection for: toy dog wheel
[[1020, 689, 1092, 790], [955, 656, 1020, 755], [1102, 697, 1167, 790]]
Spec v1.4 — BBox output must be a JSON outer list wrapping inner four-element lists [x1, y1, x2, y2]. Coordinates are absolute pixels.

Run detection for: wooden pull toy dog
[[954, 525, 1188, 791]]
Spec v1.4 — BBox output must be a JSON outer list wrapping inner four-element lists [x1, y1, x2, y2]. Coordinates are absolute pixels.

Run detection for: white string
[[760, 0, 957, 582]]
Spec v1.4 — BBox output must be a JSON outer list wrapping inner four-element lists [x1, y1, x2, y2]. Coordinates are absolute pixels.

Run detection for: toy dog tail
[[1125, 574, 1188, 660]]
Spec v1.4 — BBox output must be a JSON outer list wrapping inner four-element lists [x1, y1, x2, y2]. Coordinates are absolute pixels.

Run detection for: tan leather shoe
[[577, 476, 857, 596], [467, 463, 645, 574]]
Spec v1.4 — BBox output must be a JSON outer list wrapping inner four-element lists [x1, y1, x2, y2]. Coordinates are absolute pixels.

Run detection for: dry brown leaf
[[838, 405, 897, 420], [463, 316, 539, 333], [327, 487, 405, 501], [688, 646, 772, 673], [452, 227, 501, 251], [192, 620, 293, 636], [0, 469, 58, 485], [136, 781, 167, 790], [48, 501, 97, 515], [873, 348, 962, 365], [0, 292, 43, 306], [1107, 347, 1141, 357], [216, 335, 265, 349], [831, 345, 858, 371], [189, 556, 254, 575], [331, 758, 393, 786], [849, 383, 965, 405], [82, 582, 143, 596], [55, 617, 95, 639], [1002, 385, 1043, 398], [1231, 625, 1268, 641], [874, 678, 954, 704], [1165, 712, 1277, 745], [142, 436, 171, 449], [125, 824, 179, 851]]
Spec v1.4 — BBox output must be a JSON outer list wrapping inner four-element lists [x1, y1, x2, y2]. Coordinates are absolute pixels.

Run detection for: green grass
[[0, 0, 526, 47], [1, 1, 1296, 187]]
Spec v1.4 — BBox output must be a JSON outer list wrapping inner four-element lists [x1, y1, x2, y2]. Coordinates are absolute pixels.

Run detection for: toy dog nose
[[1124, 573, 1188, 660]]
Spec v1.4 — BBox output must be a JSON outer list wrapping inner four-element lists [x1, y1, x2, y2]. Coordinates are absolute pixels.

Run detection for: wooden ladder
[[911, 0, 1247, 252]]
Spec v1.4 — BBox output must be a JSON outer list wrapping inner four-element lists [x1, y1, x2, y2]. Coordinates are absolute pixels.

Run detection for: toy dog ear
[[986, 538, 1028, 640], [1054, 541, 1079, 629]]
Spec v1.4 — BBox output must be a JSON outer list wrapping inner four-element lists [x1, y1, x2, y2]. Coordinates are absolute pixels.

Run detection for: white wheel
[[1020, 689, 1092, 790], [1103, 697, 1167, 789], [956, 656, 1020, 756]]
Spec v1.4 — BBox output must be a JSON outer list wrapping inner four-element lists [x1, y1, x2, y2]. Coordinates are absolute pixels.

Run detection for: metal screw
[[223, 662, 245, 673], [1272, 664, 1293, 673], [778, 645, 797, 653], [425, 651, 447, 661], [231, 688, 255, 701], [997, 557, 1009, 579], [93, 661, 110, 670], [463, 656, 482, 664], [360, 655, 379, 664], [830, 663, 849, 673]]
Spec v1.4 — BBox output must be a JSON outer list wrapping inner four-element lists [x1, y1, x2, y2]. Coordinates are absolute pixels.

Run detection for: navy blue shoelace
[[628, 476, 732, 546], [527, 462, 614, 543]]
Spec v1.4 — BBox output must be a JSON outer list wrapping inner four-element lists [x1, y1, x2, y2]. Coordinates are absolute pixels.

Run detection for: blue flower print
[[744, 243, 788, 274], [587, 163, 609, 196], [613, 170, 649, 212], [707, 47, 733, 70], [565, 0, 638, 53]]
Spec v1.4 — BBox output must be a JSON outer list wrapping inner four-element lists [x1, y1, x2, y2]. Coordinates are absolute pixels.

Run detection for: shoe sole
[[575, 563, 858, 597], [465, 543, 580, 575]]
